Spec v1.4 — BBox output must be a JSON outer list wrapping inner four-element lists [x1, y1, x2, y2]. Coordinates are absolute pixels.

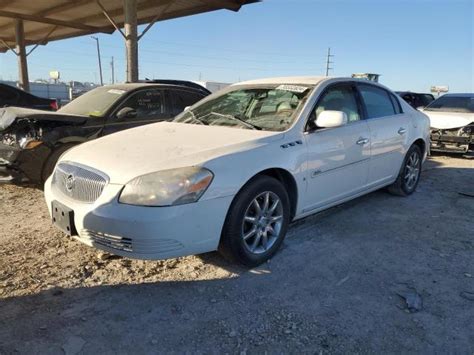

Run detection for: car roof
[[235, 76, 329, 86], [103, 81, 209, 93]]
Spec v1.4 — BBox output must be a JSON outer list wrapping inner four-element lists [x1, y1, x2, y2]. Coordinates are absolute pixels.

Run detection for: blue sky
[[0, 0, 472, 92]]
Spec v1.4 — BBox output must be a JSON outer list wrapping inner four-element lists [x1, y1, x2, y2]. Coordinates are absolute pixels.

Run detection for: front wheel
[[388, 144, 422, 196], [218, 175, 290, 267]]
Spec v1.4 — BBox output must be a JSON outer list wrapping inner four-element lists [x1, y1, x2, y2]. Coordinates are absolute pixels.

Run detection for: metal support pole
[[123, 0, 138, 82], [15, 19, 29, 92], [91, 36, 103, 85], [325, 47, 333, 77], [111, 56, 115, 84]]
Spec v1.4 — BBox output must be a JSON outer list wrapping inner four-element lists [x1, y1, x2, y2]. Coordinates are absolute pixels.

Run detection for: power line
[[80, 39, 327, 59]]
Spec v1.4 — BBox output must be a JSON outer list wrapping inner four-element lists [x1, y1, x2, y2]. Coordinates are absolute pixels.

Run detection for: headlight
[[119, 167, 214, 206]]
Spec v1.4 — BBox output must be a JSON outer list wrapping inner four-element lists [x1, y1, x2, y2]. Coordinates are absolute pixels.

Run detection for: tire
[[40, 143, 77, 184], [218, 175, 290, 267], [388, 144, 422, 196]]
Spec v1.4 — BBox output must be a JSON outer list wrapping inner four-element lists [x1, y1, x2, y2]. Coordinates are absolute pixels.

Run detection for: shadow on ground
[[0, 156, 473, 353]]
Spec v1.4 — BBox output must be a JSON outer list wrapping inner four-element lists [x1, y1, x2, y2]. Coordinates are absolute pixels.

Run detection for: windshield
[[425, 95, 474, 113], [58, 86, 127, 117], [173, 84, 313, 131]]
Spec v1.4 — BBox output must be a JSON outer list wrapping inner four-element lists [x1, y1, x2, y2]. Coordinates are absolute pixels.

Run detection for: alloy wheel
[[241, 191, 284, 255], [404, 150, 420, 190]]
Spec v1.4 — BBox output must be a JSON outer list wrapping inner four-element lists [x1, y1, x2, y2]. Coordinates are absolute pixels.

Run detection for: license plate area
[[52, 200, 77, 236]]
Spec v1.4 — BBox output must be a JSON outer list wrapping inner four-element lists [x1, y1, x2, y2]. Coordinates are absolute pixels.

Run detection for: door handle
[[356, 138, 369, 145], [398, 127, 407, 135]]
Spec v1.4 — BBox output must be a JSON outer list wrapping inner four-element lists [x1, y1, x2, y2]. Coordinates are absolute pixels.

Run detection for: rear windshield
[[425, 95, 474, 113], [58, 86, 128, 117]]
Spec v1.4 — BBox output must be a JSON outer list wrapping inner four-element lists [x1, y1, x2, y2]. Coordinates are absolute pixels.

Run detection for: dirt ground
[[0, 154, 473, 354]]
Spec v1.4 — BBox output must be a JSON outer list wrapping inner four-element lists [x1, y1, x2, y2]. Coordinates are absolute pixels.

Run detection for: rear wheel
[[218, 175, 290, 267], [388, 144, 422, 196]]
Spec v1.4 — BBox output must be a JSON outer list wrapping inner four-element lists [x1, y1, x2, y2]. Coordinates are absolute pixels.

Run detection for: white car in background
[[421, 93, 474, 156], [44, 76, 430, 266]]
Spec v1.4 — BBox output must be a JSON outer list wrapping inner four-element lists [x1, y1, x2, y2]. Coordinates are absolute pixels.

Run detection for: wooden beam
[[96, 0, 125, 38], [205, 0, 243, 12], [0, 0, 15, 10], [0, 0, 93, 34], [0, 0, 172, 41], [36, 0, 93, 17], [0, 9, 109, 32], [0, 0, 258, 52]]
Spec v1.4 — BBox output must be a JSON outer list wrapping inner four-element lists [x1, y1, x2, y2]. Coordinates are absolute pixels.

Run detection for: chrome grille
[[83, 230, 133, 252], [52, 162, 108, 203]]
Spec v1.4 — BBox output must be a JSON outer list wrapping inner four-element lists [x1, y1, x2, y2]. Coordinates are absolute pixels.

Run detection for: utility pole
[[91, 36, 103, 86], [325, 47, 334, 77], [110, 56, 115, 84]]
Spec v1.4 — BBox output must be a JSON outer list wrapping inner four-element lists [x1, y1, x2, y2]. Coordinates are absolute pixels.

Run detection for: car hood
[[0, 106, 87, 131], [62, 122, 283, 184], [424, 110, 474, 129]]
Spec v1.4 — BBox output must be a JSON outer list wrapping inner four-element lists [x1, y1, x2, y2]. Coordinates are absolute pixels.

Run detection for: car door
[[102, 88, 170, 136], [303, 83, 371, 212], [356, 83, 410, 187]]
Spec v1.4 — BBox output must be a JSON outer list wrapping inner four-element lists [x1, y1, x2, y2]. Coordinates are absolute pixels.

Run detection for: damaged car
[[0, 80, 210, 184], [44, 76, 430, 266], [422, 93, 474, 156]]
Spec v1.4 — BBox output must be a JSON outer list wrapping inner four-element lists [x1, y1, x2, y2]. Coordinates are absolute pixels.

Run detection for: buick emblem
[[65, 174, 75, 192]]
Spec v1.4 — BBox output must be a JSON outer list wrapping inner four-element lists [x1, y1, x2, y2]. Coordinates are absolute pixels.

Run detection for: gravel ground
[[0, 154, 473, 354]]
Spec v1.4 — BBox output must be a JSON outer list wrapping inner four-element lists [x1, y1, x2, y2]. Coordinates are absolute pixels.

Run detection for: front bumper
[[0, 144, 22, 183], [430, 131, 472, 154], [0, 143, 51, 183], [44, 177, 233, 260]]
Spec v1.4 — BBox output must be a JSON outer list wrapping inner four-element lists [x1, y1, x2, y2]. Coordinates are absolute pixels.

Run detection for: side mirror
[[116, 107, 137, 120], [316, 110, 348, 128]]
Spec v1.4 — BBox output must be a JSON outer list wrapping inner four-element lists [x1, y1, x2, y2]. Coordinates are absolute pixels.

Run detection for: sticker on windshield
[[276, 84, 309, 93], [108, 89, 126, 95]]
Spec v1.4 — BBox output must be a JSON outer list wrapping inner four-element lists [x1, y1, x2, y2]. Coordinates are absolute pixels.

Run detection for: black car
[[0, 83, 58, 111], [0, 80, 210, 184], [396, 91, 435, 109]]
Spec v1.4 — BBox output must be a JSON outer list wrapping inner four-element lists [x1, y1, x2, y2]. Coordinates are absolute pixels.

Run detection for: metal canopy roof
[[0, 0, 259, 53]]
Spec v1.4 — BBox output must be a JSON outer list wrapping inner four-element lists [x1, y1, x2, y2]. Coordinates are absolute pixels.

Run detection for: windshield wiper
[[210, 111, 262, 130]]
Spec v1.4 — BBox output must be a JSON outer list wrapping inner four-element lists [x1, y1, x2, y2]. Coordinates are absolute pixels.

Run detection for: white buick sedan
[[45, 77, 430, 266]]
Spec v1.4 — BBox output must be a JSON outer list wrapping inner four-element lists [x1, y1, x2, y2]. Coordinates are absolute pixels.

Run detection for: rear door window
[[358, 85, 397, 118], [390, 93, 402, 114], [171, 90, 206, 115]]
